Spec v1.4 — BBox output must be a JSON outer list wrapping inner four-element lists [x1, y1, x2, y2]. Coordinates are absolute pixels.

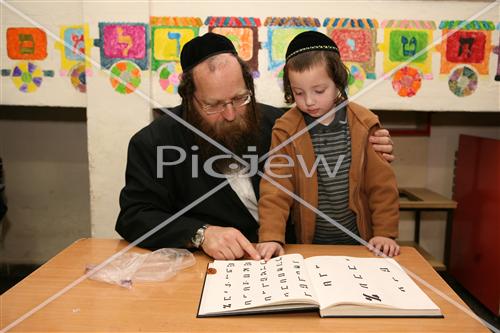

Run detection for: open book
[[198, 254, 442, 318]]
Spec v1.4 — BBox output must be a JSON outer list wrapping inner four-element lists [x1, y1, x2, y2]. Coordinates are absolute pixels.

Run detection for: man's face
[[188, 54, 259, 172], [192, 54, 250, 126]]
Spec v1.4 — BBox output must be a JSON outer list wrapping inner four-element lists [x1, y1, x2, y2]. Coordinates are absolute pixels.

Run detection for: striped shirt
[[303, 107, 360, 244]]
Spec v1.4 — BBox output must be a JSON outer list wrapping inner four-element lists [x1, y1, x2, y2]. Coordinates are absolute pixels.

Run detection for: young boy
[[257, 31, 400, 260]]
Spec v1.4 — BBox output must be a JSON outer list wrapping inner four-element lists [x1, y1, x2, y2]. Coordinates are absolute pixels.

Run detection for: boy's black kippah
[[180, 32, 237, 71], [285, 31, 340, 62]]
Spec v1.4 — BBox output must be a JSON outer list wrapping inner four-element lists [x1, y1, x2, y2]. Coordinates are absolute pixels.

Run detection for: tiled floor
[[1, 267, 498, 331]]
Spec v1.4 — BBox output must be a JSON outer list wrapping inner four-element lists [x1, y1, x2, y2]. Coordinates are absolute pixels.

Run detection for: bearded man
[[115, 33, 394, 260]]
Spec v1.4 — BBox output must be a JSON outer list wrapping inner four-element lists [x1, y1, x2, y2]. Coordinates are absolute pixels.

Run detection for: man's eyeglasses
[[194, 91, 252, 115]]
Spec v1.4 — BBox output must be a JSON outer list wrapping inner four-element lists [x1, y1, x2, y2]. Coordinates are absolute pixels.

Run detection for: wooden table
[[399, 187, 458, 271], [1, 239, 489, 332]]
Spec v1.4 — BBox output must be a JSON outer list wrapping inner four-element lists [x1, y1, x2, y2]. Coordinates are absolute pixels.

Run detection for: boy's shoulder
[[273, 107, 305, 134], [273, 102, 379, 133], [347, 102, 379, 129]]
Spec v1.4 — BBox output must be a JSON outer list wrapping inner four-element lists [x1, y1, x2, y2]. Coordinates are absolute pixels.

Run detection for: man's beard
[[187, 104, 260, 174]]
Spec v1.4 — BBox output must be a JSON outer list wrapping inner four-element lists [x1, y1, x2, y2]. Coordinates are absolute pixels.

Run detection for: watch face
[[192, 228, 204, 247], [193, 233, 202, 245]]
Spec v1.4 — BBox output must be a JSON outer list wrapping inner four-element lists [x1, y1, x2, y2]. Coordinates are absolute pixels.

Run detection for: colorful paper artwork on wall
[[109, 61, 142, 94], [391, 66, 422, 98], [324, 18, 378, 96], [150, 17, 202, 94], [206, 16, 261, 78], [1, 17, 498, 99], [94, 22, 149, 94], [55, 25, 92, 93], [438, 20, 495, 97], [264, 17, 319, 79], [69, 63, 87, 93], [3, 27, 55, 93], [448, 66, 478, 97], [11, 62, 44, 93], [379, 20, 436, 97], [7, 27, 47, 60]]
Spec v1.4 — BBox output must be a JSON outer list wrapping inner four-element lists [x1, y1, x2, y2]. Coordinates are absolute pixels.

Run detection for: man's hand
[[256, 241, 285, 261], [369, 128, 395, 163], [201, 226, 261, 260]]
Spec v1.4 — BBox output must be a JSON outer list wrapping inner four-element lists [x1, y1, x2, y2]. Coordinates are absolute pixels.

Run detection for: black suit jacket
[[115, 104, 290, 249]]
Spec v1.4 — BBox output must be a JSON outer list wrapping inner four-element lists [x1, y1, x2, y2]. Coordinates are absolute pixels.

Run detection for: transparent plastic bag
[[86, 248, 196, 288]]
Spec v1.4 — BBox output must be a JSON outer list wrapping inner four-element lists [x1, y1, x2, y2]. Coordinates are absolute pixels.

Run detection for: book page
[[199, 254, 318, 315], [304, 256, 439, 311]]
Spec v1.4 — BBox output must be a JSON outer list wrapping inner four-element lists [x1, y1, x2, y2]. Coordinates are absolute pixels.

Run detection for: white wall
[[0, 1, 86, 107], [82, 3, 152, 238], [391, 136, 429, 245], [0, 109, 91, 264]]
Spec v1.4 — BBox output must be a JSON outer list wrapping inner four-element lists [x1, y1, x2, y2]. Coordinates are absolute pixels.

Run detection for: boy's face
[[288, 62, 339, 124]]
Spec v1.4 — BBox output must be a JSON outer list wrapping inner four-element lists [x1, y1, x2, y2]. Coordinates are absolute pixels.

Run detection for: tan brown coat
[[258, 102, 399, 244]]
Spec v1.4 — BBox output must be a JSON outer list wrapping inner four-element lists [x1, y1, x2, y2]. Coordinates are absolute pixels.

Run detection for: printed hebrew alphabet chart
[[199, 254, 317, 315], [198, 254, 442, 318], [304, 256, 439, 314]]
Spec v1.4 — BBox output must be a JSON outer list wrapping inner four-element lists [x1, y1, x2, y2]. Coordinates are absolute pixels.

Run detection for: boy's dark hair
[[283, 50, 350, 104], [178, 55, 257, 119]]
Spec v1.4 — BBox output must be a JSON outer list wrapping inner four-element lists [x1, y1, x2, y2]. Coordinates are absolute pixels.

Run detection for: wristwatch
[[191, 224, 210, 248]]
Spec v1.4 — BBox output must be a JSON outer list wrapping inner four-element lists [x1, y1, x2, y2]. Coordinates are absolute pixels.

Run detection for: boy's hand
[[256, 242, 285, 261], [368, 236, 400, 257]]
